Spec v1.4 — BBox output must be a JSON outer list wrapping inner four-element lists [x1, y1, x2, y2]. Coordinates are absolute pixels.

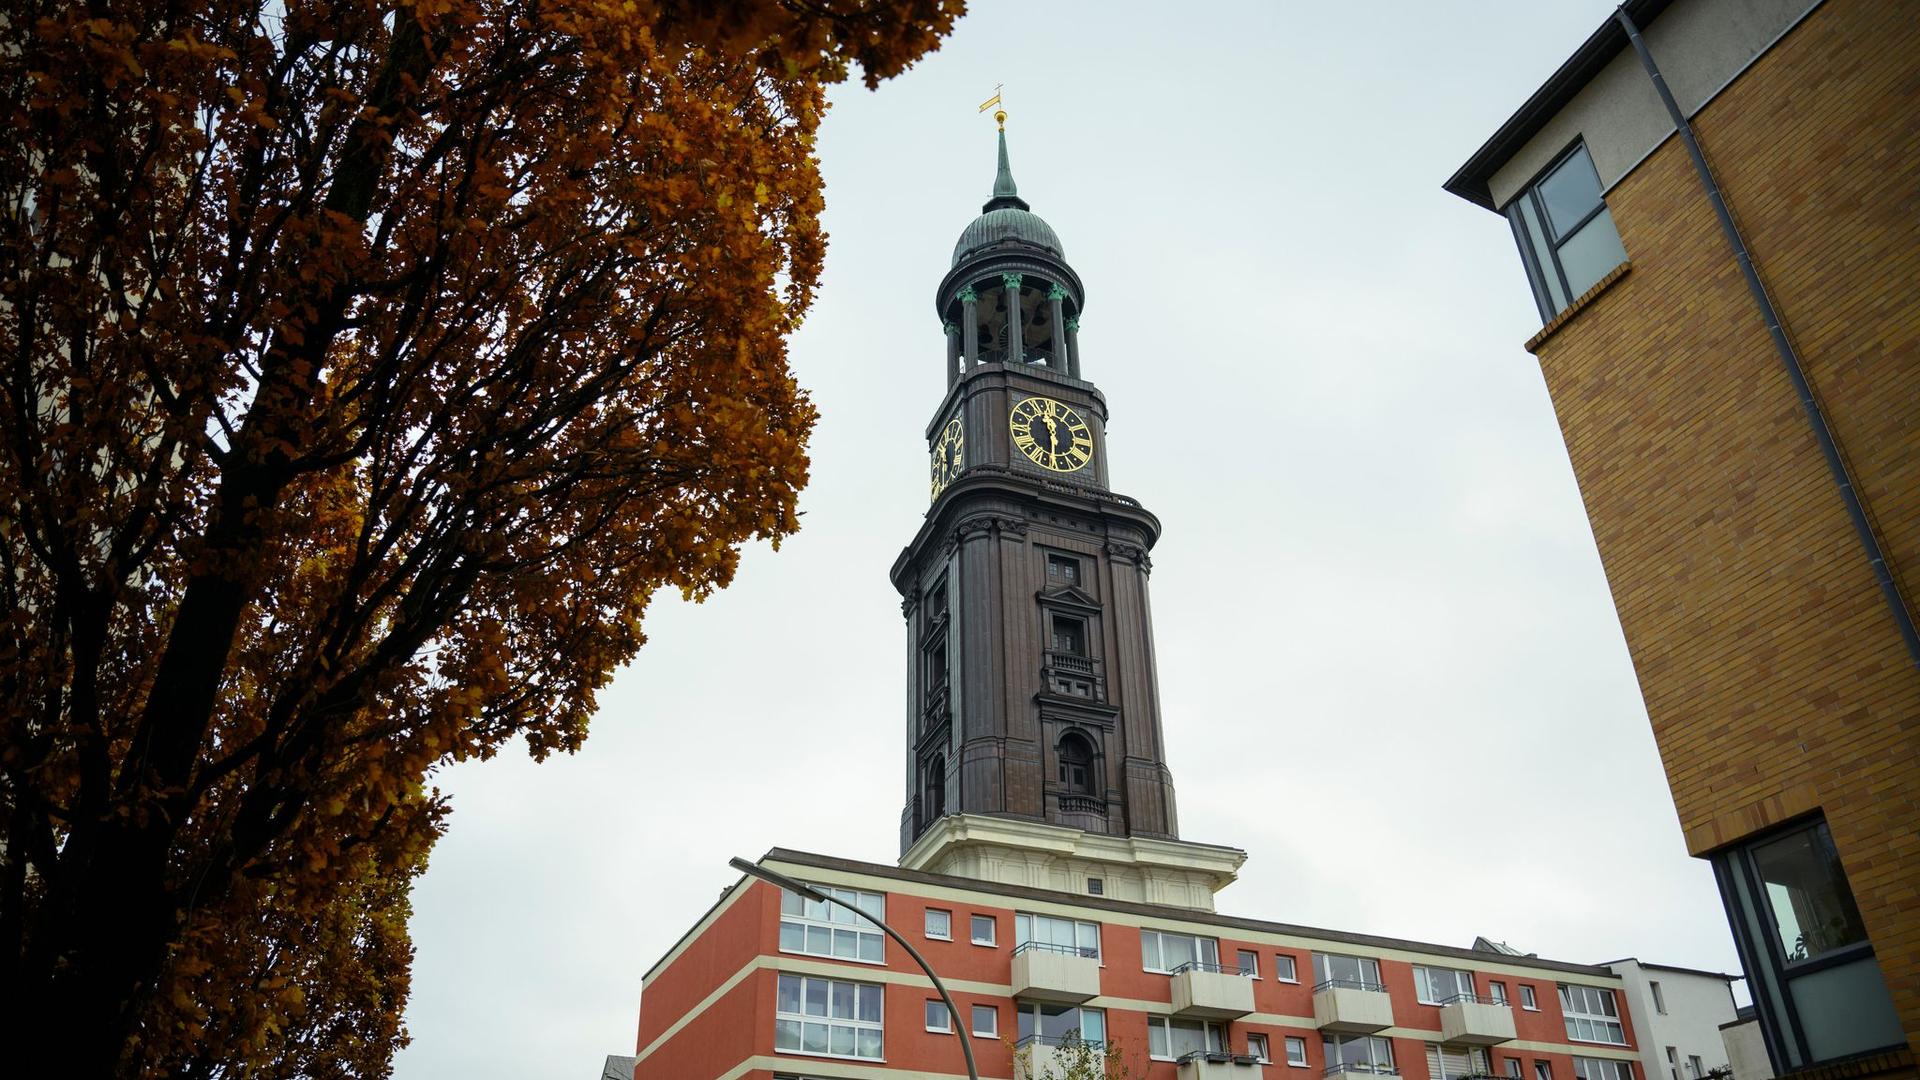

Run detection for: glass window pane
[[1557, 207, 1628, 296], [1015, 914, 1031, 943], [1288, 1037, 1308, 1066], [1538, 148, 1605, 239], [1752, 821, 1870, 961], [1082, 1008, 1105, 1044], [858, 933, 883, 963], [831, 981, 855, 1020], [779, 921, 804, 952], [804, 978, 828, 1017], [777, 975, 801, 1015], [782, 890, 803, 916], [927, 909, 950, 938], [1201, 938, 1220, 967], [927, 1000, 949, 1030], [1149, 1022, 1169, 1059], [775, 1018, 801, 1050], [830, 1023, 854, 1055], [858, 892, 885, 921], [1143, 932, 1163, 971], [857, 984, 881, 1022], [1078, 922, 1099, 957], [1165, 934, 1196, 971], [1277, 954, 1297, 981], [856, 1027, 882, 1059], [973, 1004, 997, 1036], [802, 1021, 828, 1053], [1515, 196, 1569, 313]]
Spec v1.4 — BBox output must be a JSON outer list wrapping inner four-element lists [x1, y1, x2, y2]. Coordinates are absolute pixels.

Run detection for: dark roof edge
[[764, 847, 1617, 979], [1600, 957, 1743, 981], [1442, 0, 1674, 211]]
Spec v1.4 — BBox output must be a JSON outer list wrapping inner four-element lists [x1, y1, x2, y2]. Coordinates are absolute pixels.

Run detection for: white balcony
[[1011, 942, 1100, 1004], [1324, 1065, 1402, 1080], [1015, 1037, 1104, 1080], [1313, 980, 1395, 1033], [1178, 1050, 1265, 1080], [1170, 962, 1255, 1020], [1439, 994, 1516, 1045]]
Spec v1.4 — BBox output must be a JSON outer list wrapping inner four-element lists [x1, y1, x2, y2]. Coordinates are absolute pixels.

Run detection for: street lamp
[[730, 856, 981, 1080]]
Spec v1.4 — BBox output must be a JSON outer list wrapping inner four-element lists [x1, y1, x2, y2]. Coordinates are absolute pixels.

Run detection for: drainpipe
[[1614, 6, 1920, 667]]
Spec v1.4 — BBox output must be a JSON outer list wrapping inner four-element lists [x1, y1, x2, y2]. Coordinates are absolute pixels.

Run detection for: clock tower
[[893, 123, 1244, 911]]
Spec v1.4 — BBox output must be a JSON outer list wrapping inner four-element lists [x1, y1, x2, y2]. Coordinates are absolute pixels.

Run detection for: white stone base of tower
[[899, 813, 1245, 911]]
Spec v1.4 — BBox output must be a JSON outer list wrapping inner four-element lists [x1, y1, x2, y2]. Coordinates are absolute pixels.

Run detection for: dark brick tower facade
[[894, 125, 1181, 859]]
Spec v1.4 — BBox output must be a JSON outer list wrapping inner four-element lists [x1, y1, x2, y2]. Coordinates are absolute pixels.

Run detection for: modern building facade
[[1601, 960, 1740, 1080], [1444, 1, 1919, 1077], [630, 122, 1676, 1080]]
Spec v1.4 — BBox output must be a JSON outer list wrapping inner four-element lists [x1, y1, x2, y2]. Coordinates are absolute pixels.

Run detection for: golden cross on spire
[[978, 84, 1006, 130]]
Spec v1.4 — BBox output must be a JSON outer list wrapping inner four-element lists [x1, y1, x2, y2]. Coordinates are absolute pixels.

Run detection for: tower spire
[[983, 121, 1030, 213]]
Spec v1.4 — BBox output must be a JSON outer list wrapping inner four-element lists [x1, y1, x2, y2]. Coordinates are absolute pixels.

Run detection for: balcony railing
[[1315, 978, 1388, 994], [1324, 1064, 1398, 1077], [1058, 794, 1106, 816], [1048, 650, 1095, 675], [1439, 992, 1498, 1006], [1016, 1034, 1106, 1050], [1174, 960, 1256, 977], [1014, 940, 1099, 959], [1042, 650, 1104, 700]]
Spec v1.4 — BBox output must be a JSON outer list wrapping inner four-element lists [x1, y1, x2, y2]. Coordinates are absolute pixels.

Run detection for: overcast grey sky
[[393, 3, 1743, 1077]]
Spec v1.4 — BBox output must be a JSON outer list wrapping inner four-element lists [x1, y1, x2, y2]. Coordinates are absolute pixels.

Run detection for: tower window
[[1504, 142, 1628, 322], [1046, 553, 1080, 585], [1057, 732, 1095, 794], [1050, 615, 1086, 656]]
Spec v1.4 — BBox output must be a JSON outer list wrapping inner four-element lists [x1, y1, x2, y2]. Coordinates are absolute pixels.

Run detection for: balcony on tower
[[1170, 960, 1255, 1020], [1042, 649, 1105, 700], [1438, 992, 1516, 1046], [1012, 940, 1100, 1004]]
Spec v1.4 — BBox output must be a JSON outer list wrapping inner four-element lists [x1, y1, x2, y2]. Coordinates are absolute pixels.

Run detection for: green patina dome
[[950, 128, 1065, 267]]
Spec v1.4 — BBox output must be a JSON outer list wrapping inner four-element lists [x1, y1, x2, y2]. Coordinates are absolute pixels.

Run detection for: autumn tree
[[0, 0, 960, 1074]]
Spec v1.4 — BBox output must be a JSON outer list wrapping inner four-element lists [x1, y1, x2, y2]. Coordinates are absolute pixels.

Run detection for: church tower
[[894, 121, 1244, 911]]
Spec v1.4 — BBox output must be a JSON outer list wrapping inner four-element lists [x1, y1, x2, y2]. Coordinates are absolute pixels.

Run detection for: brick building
[[631, 116, 1672, 1080], [1443, 0, 1918, 1076]]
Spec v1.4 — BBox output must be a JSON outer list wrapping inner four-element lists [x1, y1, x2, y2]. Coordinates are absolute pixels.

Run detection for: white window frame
[[1141, 929, 1222, 974], [1313, 951, 1385, 992], [1507, 1059, 1524, 1079], [1650, 980, 1667, 1015], [1427, 1042, 1491, 1080], [1536, 1062, 1554, 1080], [1015, 912, 1100, 960], [1238, 948, 1261, 978], [774, 973, 884, 1062], [1559, 984, 1628, 1045], [1248, 1033, 1271, 1064], [971, 1003, 998, 1039], [1687, 1056, 1704, 1079], [1147, 1016, 1224, 1062], [1013, 1002, 1107, 1047], [1286, 1036, 1310, 1068], [926, 999, 952, 1034], [1489, 980, 1509, 1006], [1276, 953, 1299, 983], [970, 914, 997, 947], [924, 908, 951, 941], [1415, 965, 1477, 1005], [1574, 1058, 1635, 1080], [1323, 1033, 1395, 1074], [779, 886, 886, 966], [1521, 985, 1539, 1011]]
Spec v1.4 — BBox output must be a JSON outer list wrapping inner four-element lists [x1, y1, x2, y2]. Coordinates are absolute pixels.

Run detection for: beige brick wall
[[1523, 0, 1920, 1067]]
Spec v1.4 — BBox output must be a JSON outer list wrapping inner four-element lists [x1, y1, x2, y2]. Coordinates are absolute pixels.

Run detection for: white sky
[[394, 3, 1744, 1077]]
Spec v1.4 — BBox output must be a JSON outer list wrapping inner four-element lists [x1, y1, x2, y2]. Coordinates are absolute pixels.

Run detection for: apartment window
[[1142, 929, 1221, 974], [1687, 1056, 1704, 1079], [1286, 1037, 1310, 1068], [1558, 984, 1627, 1045], [1148, 1017, 1224, 1061], [1489, 981, 1508, 1006], [1238, 949, 1260, 977], [970, 914, 997, 946], [1649, 980, 1666, 1015], [1536, 1062, 1554, 1080], [1249, 1034, 1271, 1064], [1573, 1057, 1634, 1080], [1276, 953, 1299, 982], [1507, 1060, 1525, 1079], [1046, 553, 1080, 585], [779, 886, 885, 964], [1504, 142, 1629, 321], [926, 1000, 952, 1033], [1520, 985, 1538, 1010], [1324, 1033, 1395, 1075], [774, 973, 883, 1060], [923, 908, 952, 941], [1016, 912, 1100, 959], [972, 1004, 998, 1039], [1713, 817, 1903, 1070], [1415, 965, 1477, 1005], [1057, 732, 1096, 793], [1427, 1043, 1490, 1080], [1086, 877, 1104, 896], [1016, 1003, 1105, 1046], [1050, 614, 1086, 656], [1665, 1046, 1679, 1080], [1314, 952, 1384, 992]]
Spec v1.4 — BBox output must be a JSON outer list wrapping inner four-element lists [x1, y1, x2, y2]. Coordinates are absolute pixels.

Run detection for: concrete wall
[[1608, 962, 1738, 1080], [1507, 0, 1920, 1064], [1720, 1018, 1773, 1080], [1488, 0, 1818, 207]]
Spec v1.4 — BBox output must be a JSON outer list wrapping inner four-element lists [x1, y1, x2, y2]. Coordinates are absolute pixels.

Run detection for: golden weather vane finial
[[978, 84, 1006, 130]]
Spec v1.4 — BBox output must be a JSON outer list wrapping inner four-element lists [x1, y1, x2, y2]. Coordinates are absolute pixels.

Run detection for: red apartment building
[[633, 121, 1656, 1080]]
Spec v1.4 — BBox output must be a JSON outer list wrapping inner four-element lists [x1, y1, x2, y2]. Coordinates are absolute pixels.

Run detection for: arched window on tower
[[924, 754, 946, 822], [1057, 733, 1095, 795]]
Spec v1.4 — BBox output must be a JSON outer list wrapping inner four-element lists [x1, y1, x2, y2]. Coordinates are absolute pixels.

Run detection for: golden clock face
[[929, 416, 965, 500], [1009, 396, 1094, 473]]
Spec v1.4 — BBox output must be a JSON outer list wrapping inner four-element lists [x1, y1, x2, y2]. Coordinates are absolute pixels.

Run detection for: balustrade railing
[[1314, 977, 1389, 993]]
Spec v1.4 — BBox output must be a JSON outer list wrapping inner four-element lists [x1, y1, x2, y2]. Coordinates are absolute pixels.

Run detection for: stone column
[[1065, 315, 1081, 379], [1047, 284, 1068, 372], [1000, 272, 1024, 366], [943, 320, 960, 388], [959, 285, 978, 369]]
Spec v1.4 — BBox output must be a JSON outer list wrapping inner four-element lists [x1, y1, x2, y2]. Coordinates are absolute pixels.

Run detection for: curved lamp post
[[729, 856, 981, 1080]]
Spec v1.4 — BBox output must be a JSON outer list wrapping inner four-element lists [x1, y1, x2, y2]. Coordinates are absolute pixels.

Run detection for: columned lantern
[[894, 122, 1243, 912]]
